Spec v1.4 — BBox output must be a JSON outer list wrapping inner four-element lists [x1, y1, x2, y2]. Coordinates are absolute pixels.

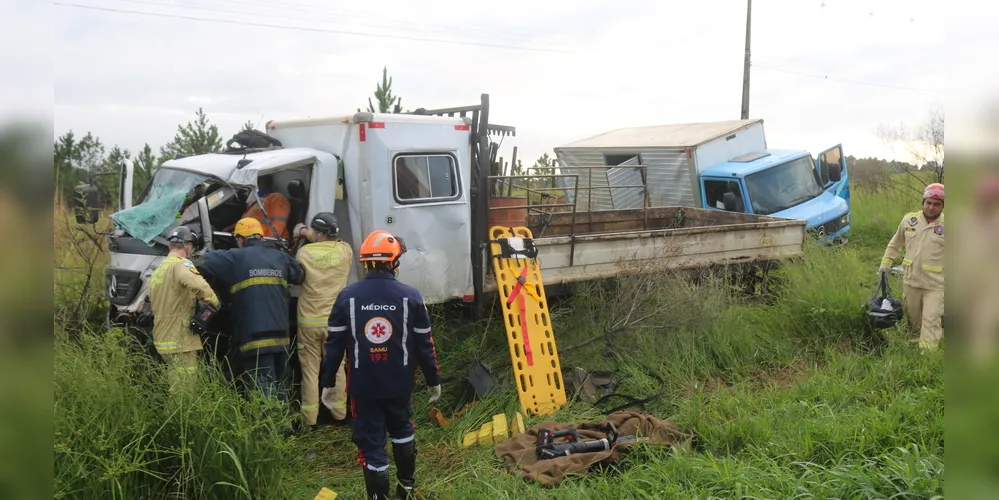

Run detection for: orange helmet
[[923, 183, 944, 201], [233, 217, 264, 238], [359, 230, 407, 262]]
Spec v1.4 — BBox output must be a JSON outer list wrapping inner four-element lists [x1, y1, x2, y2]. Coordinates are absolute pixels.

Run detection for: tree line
[[54, 66, 941, 210]]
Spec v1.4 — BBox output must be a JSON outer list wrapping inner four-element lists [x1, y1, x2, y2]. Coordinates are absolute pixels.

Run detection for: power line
[[752, 63, 941, 93], [54, 2, 572, 53], [108, 0, 585, 50], [209, 0, 593, 47]]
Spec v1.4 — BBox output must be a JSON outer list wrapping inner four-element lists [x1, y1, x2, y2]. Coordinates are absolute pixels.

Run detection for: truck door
[[816, 144, 850, 208], [361, 129, 475, 303]]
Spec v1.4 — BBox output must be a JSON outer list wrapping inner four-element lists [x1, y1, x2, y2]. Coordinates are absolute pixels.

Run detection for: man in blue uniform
[[322, 229, 442, 500], [198, 217, 304, 403]]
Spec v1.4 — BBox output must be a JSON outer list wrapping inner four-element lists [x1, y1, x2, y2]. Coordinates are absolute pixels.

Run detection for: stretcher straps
[[507, 265, 535, 367]]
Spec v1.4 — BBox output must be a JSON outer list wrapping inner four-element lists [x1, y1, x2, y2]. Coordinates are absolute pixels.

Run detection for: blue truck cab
[[700, 146, 851, 242], [555, 119, 851, 244]]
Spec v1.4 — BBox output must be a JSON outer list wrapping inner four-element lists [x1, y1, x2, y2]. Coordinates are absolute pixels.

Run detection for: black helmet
[[310, 212, 339, 236], [167, 226, 198, 243]]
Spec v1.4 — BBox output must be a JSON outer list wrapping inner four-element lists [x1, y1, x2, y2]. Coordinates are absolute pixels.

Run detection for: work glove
[[427, 385, 442, 404], [321, 387, 335, 411], [292, 223, 307, 238]]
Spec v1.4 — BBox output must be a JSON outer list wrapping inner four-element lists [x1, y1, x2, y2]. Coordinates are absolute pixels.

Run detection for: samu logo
[[361, 304, 396, 311], [364, 317, 393, 344]]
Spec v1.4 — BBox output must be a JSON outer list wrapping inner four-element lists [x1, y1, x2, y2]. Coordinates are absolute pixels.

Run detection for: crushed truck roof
[[557, 119, 763, 149], [159, 147, 321, 183]]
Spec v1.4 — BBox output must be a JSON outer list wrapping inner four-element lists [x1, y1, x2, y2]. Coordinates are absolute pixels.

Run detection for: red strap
[[505, 265, 534, 366], [506, 266, 528, 305], [519, 291, 534, 366]]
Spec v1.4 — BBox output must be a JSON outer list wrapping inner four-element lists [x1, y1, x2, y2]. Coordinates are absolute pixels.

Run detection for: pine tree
[[159, 108, 223, 160], [361, 66, 404, 113]]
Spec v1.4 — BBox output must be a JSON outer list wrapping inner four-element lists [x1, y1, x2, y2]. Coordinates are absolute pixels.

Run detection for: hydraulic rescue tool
[[536, 422, 640, 460]]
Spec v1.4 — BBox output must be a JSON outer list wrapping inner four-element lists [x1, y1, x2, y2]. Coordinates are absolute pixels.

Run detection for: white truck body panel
[[691, 121, 767, 176], [266, 114, 476, 304]]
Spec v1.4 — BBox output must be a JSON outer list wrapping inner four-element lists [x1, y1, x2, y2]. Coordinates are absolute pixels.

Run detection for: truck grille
[[809, 216, 844, 238], [105, 268, 142, 306]]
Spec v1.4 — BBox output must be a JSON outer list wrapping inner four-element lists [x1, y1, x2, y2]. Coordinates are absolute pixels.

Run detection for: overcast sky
[[51, 0, 947, 166]]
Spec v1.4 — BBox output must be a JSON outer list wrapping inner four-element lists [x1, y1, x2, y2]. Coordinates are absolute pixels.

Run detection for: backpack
[[225, 129, 282, 152]]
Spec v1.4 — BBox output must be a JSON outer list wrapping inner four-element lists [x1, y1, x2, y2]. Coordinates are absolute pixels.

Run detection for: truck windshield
[[744, 157, 823, 215], [110, 168, 209, 244]]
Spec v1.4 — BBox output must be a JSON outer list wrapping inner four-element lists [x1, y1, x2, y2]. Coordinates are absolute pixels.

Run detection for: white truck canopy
[[559, 119, 763, 149], [554, 119, 767, 210]]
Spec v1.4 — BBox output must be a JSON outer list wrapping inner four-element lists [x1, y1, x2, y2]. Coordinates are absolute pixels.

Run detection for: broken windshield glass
[[110, 168, 209, 245]]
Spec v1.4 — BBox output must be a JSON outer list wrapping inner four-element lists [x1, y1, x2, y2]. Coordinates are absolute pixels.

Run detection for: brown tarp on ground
[[493, 410, 693, 487]]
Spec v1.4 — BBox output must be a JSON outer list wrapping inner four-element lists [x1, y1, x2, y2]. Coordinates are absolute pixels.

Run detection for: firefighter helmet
[[167, 225, 198, 243], [233, 217, 264, 238], [310, 212, 339, 237], [923, 183, 945, 201], [359, 230, 407, 263]]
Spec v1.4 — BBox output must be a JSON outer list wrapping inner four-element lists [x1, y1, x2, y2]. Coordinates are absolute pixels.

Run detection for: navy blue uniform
[[322, 270, 440, 470], [198, 238, 304, 400]]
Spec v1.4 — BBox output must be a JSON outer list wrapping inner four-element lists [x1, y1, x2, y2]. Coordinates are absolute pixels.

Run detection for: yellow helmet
[[233, 217, 264, 238]]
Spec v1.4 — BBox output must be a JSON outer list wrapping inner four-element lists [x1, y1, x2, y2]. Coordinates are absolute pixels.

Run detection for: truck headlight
[[840, 214, 850, 227]]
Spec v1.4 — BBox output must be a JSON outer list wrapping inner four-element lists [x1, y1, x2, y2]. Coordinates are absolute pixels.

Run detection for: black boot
[[362, 467, 391, 500], [393, 440, 417, 499]]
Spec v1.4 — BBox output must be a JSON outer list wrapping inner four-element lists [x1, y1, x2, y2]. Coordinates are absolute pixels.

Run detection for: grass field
[[53, 178, 944, 499]]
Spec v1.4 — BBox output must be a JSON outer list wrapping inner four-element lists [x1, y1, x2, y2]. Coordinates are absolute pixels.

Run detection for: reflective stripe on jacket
[[148, 251, 220, 355], [197, 238, 304, 353], [322, 270, 440, 398], [244, 193, 291, 240], [882, 211, 945, 290], [296, 239, 353, 327]]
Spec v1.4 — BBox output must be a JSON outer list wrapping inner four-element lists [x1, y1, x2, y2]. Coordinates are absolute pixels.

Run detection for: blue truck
[[554, 118, 851, 242]]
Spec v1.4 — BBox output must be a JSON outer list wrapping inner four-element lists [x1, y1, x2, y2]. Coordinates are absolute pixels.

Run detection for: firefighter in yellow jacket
[[148, 226, 221, 389], [880, 183, 945, 352], [292, 212, 354, 428]]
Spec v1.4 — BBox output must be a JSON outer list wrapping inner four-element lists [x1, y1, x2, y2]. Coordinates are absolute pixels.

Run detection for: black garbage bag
[[864, 272, 904, 330]]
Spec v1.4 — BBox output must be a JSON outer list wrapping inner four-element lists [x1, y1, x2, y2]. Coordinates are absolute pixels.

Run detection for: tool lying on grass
[[536, 422, 646, 460]]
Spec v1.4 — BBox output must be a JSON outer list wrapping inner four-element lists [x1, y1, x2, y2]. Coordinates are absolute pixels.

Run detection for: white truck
[[73, 95, 806, 338]]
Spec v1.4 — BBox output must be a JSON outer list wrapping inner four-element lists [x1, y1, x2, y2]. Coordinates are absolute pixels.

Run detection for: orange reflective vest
[[244, 193, 291, 240]]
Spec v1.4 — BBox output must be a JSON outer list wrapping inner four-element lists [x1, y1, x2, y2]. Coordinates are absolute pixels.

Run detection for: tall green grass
[[54, 328, 300, 499], [54, 177, 943, 499]]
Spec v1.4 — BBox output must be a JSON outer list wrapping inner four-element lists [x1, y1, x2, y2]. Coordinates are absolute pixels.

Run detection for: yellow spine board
[[488, 226, 567, 417]]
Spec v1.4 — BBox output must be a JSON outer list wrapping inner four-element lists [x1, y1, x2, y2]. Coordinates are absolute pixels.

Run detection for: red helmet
[[359, 230, 407, 263], [923, 183, 944, 201]]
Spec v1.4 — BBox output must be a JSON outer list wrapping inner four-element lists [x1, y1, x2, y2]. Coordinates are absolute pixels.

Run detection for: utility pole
[[740, 0, 752, 119]]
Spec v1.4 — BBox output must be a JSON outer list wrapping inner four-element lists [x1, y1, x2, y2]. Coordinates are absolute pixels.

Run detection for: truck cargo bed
[[483, 206, 805, 293]]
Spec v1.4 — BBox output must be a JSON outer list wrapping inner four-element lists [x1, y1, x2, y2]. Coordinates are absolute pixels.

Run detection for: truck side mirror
[[828, 162, 842, 182], [722, 192, 738, 212], [73, 184, 100, 225]]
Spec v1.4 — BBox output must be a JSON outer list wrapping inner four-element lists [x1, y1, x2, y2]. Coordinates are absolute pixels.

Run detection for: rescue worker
[[291, 213, 354, 428], [322, 230, 442, 500], [197, 217, 304, 402], [148, 226, 220, 390], [242, 176, 291, 240], [880, 182, 945, 352]]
